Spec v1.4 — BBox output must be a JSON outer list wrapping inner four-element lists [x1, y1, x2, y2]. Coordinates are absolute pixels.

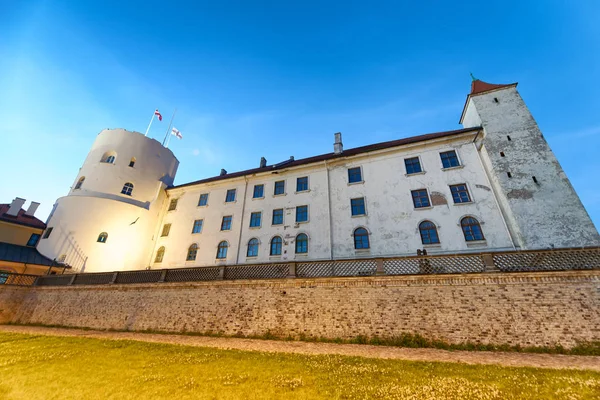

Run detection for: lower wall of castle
[[2, 270, 599, 348]]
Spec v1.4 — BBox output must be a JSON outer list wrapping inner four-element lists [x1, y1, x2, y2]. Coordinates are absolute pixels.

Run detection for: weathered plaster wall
[[0, 286, 28, 324], [5, 270, 599, 348], [463, 87, 600, 249]]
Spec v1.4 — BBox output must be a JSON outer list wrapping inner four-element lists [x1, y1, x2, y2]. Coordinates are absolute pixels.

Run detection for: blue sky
[[1, 0, 599, 228]]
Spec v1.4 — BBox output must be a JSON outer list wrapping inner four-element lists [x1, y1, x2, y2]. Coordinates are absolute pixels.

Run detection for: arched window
[[216, 241, 228, 259], [295, 233, 308, 254], [101, 151, 117, 164], [155, 246, 165, 263], [353, 228, 370, 249], [419, 221, 440, 244], [74, 177, 85, 190], [247, 238, 259, 257], [129, 157, 136, 167], [461, 217, 485, 241], [121, 182, 134, 196], [270, 236, 282, 256], [186, 244, 198, 261], [97, 232, 108, 243]]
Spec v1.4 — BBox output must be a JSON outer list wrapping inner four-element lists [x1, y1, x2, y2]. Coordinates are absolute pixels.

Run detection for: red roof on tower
[[470, 79, 516, 95]]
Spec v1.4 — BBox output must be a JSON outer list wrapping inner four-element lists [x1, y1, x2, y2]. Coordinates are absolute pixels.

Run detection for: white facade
[[38, 81, 600, 273], [37, 129, 179, 272]]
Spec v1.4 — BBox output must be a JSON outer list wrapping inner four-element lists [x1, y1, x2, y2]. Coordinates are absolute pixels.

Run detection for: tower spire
[[470, 72, 477, 82]]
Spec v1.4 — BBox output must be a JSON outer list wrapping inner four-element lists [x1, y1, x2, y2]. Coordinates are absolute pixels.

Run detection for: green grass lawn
[[0, 333, 598, 399]]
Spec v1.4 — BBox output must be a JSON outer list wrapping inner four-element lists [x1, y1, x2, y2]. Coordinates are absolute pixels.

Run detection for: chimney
[[6, 197, 26, 217], [220, 168, 227, 176], [260, 157, 267, 168], [334, 132, 343, 154], [289, 156, 294, 161], [25, 201, 40, 217]]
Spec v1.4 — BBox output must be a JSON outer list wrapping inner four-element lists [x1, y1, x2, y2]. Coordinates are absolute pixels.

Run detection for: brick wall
[[2, 270, 599, 348]]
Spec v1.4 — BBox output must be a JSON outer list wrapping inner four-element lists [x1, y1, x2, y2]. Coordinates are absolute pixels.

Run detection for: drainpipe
[[472, 139, 517, 250], [325, 161, 334, 260], [235, 177, 249, 264]]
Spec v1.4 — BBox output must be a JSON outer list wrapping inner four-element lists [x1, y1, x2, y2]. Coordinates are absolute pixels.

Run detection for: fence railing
[[2, 247, 598, 288], [0, 272, 38, 287]]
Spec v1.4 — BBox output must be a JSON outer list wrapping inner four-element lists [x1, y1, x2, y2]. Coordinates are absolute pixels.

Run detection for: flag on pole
[[171, 127, 183, 139], [154, 109, 163, 121]]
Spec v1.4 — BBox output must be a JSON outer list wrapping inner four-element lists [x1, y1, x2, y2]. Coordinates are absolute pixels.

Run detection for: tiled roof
[[0, 204, 46, 230], [170, 126, 481, 190], [0, 242, 56, 267]]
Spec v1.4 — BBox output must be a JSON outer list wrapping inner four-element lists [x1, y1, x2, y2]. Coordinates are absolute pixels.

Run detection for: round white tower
[[37, 129, 179, 273]]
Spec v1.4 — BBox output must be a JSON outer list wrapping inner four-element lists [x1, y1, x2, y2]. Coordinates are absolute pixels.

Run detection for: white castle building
[[37, 79, 600, 273]]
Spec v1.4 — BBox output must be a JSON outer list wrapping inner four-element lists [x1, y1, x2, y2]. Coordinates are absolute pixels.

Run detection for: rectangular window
[[404, 157, 422, 174], [198, 193, 208, 206], [42, 227, 53, 239], [348, 167, 362, 183], [161, 223, 171, 237], [253, 184, 264, 199], [221, 216, 232, 231], [296, 205, 308, 223], [450, 184, 472, 203], [440, 150, 460, 169], [274, 180, 285, 195], [249, 212, 262, 228], [168, 199, 178, 211], [26, 233, 41, 247], [296, 176, 308, 192], [411, 189, 431, 208], [225, 189, 236, 202], [191, 219, 203, 234], [350, 197, 366, 216], [272, 209, 284, 225]]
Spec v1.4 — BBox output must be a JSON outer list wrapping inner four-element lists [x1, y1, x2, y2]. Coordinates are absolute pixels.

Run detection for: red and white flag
[[171, 127, 183, 139], [154, 109, 163, 121]]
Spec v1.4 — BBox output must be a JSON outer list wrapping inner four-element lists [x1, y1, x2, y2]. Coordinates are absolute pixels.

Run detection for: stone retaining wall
[[2, 271, 599, 348]]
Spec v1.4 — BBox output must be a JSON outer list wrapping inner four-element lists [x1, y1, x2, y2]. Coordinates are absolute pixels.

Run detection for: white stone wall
[[37, 129, 179, 272], [152, 131, 515, 268], [463, 87, 600, 249]]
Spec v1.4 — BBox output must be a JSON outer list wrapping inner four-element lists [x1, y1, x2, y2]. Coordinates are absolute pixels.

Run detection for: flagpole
[[162, 108, 177, 147], [144, 113, 155, 137]]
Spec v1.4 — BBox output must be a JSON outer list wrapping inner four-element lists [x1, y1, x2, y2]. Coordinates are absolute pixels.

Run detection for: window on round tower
[[121, 182, 134, 196], [101, 151, 117, 164], [74, 177, 85, 190], [129, 157, 136, 168], [97, 232, 108, 243]]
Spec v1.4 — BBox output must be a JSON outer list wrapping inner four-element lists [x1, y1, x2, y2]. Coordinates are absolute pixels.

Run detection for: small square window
[[411, 189, 430, 208], [225, 189, 236, 202], [161, 223, 171, 237], [450, 184, 471, 204], [168, 199, 178, 211], [272, 209, 284, 225], [296, 205, 308, 223], [221, 216, 232, 231], [192, 219, 203, 234], [250, 212, 262, 228], [296, 177, 308, 192], [350, 197, 366, 216], [198, 193, 208, 206], [440, 150, 460, 169], [274, 180, 285, 195], [348, 167, 362, 183], [253, 184, 264, 199], [404, 157, 422, 174], [27, 233, 41, 247], [42, 227, 53, 239]]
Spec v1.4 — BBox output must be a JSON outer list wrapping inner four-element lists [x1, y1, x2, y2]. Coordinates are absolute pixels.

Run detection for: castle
[[36, 79, 600, 273]]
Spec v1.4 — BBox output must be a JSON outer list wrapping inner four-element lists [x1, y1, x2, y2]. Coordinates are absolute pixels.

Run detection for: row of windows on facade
[[154, 216, 485, 263], [166, 150, 463, 212], [74, 178, 136, 197], [100, 152, 136, 167]]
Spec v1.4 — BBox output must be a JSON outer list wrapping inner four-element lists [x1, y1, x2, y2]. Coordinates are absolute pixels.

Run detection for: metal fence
[[2, 247, 598, 288]]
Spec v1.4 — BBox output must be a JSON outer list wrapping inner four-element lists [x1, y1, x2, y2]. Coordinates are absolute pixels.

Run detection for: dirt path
[[1, 325, 598, 371]]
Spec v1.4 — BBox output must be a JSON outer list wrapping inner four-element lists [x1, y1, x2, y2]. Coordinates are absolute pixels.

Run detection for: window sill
[[294, 254, 308, 258], [354, 249, 371, 254], [466, 240, 487, 248], [220, 229, 232, 232], [272, 223, 284, 227], [168, 209, 177, 212], [269, 256, 282, 260], [224, 201, 237, 204], [295, 220, 309, 225], [197, 205, 208, 208], [351, 213, 366, 218], [246, 256, 258, 260], [453, 201, 474, 206], [249, 226, 261, 229], [405, 171, 426, 177], [273, 193, 287, 198], [442, 165, 464, 171], [423, 244, 442, 249], [414, 206, 433, 211], [191, 232, 202, 235], [252, 197, 265, 201], [294, 190, 310, 194], [348, 180, 364, 186]]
